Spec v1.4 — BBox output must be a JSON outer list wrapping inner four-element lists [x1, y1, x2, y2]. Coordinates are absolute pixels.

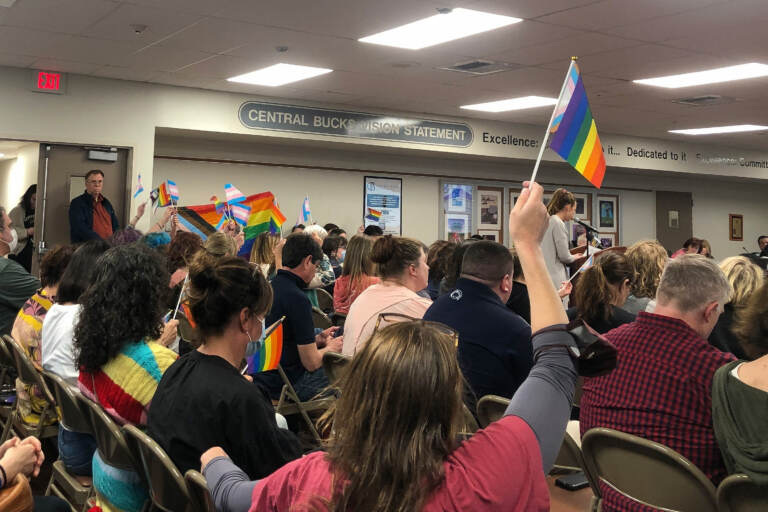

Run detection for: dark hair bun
[[371, 235, 396, 264]]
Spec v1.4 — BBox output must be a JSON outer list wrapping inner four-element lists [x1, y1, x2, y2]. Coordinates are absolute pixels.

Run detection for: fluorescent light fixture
[[634, 63, 768, 88], [0, 153, 4, 158], [669, 124, 768, 135], [359, 8, 521, 50], [227, 63, 332, 87], [461, 96, 557, 112]]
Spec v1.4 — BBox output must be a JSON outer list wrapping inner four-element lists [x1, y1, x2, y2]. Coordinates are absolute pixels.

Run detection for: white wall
[[0, 144, 39, 210]]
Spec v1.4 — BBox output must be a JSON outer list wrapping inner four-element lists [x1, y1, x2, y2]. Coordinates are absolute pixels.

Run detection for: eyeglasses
[[373, 312, 459, 347]]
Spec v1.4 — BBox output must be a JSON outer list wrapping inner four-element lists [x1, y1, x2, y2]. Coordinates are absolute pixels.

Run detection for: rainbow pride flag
[[548, 61, 606, 188], [366, 207, 382, 221], [176, 204, 221, 240], [246, 319, 284, 373], [151, 182, 173, 208]]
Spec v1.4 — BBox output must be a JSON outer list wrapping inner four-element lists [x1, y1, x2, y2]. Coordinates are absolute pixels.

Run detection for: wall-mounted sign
[[32, 70, 65, 94], [239, 101, 473, 147]]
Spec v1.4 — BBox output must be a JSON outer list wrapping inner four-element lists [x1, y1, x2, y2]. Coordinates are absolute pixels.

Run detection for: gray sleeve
[[203, 456, 258, 512], [553, 219, 577, 264], [504, 328, 577, 472]]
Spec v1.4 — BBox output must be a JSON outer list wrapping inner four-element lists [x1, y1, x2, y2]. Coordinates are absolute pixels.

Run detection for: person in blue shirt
[[424, 241, 533, 410]]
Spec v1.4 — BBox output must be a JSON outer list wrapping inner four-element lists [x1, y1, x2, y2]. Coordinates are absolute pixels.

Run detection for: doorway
[[655, 191, 693, 254], [37, 144, 130, 255]]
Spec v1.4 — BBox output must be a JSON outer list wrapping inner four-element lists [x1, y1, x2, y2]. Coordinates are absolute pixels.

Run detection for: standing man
[[0, 206, 40, 335], [70, 169, 138, 243]]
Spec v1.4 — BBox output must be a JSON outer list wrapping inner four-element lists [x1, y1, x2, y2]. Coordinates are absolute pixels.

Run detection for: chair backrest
[[4, 335, 56, 404], [311, 307, 332, 330], [122, 425, 193, 512], [581, 427, 718, 512], [476, 394, 509, 429], [717, 474, 767, 512], [315, 288, 334, 314], [322, 351, 350, 386], [42, 371, 90, 434], [333, 312, 346, 328], [184, 470, 215, 512], [0, 335, 15, 369], [74, 392, 137, 471]]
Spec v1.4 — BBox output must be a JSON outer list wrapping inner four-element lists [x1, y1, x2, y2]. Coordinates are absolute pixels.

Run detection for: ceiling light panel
[[461, 96, 557, 112], [669, 125, 768, 135], [359, 8, 522, 50], [227, 63, 332, 87], [634, 63, 768, 88]]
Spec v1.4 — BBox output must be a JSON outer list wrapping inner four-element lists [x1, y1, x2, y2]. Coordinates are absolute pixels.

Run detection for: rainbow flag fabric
[[151, 182, 173, 208], [246, 320, 284, 373], [548, 61, 606, 188], [176, 204, 220, 240], [365, 207, 382, 221]]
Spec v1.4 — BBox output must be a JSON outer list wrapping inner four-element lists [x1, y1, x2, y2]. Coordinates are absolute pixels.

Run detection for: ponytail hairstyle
[[186, 256, 273, 338], [546, 188, 576, 216], [370, 235, 424, 280], [573, 252, 632, 323]]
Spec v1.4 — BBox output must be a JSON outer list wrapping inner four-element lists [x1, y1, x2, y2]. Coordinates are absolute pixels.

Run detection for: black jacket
[[69, 191, 119, 243]]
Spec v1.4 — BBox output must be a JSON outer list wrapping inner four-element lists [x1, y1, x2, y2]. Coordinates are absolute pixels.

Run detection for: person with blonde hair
[[333, 235, 379, 315], [709, 256, 764, 359], [199, 181, 580, 512], [248, 232, 284, 279], [623, 239, 668, 314], [540, 188, 583, 297]]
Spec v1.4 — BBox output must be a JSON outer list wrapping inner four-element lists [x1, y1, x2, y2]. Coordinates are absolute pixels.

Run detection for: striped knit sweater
[[78, 340, 177, 426]]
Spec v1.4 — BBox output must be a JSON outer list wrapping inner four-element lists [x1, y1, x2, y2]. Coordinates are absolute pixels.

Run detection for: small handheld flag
[[569, 253, 595, 281], [530, 58, 607, 189], [230, 202, 252, 226], [167, 180, 180, 203], [211, 195, 226, 216], [151, 182, 173, 208], [298, 196, 311, 225], [133, 174, 144, 199], [225, 183, 246, 204], [246, 317, 284, 373]]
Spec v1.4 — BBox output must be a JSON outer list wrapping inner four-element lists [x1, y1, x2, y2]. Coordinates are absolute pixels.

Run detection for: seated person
[[424, 241, 532, 405], [0, 435, 70, 512], [304, 224, 336, 289], [343, 235, 432, 355], [322, 235, 346, 280], [251, 234, 342, 401], [199, 182, 579, 512], [713, 282, 768, 483], [506, 248, 531, 323], [581, 255, 735, 511], [670, 237, 700, 258], [438, 240, 476, 296], [249, 232, 283, 280], [362, 224, 383, 237], [623, 239, 668, 314], [0, 205, 40, 335], [74, 244, 178, 512], [567, 252, 635, 333], [333, 235, 379, 315], [148, 256, 301, 479], [11, 245, 72, 426], [425, 240, 455, 300], [708, 256, 763, 359]]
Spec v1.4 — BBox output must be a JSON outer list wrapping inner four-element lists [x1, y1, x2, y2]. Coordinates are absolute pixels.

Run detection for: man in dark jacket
[[69, 169, 120, 243]]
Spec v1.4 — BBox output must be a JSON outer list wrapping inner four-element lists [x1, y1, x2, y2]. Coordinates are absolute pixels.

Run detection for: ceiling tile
[[0, 52, 36, 67], [116, 45, 215, 72], [158, 17, 268, 54], [80, 2, 203, 44], [461, 0, 604, 20], [30, 58, 100, 75], [487, 32, 642, 66], [0, 0, 119, 35], [91, 64, 158, 82], [119, 0, 238, 16]]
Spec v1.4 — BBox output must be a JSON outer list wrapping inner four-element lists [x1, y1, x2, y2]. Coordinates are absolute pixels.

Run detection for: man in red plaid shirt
[[580, 255, 735, 511]]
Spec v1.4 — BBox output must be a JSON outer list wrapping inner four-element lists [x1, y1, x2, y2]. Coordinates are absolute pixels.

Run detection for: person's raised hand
[[558, 280, 573, 298], [200, 447, 229, 472], [159, 319, 179, 347], [136, 201, 147, 220], [509, 181, 549, 248]]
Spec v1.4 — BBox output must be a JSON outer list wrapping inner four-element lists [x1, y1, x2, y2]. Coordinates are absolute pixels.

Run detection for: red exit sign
[[32, 70, 65, 94]]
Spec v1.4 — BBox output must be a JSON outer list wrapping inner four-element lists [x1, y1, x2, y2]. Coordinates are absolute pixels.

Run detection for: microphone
[[574, 218, 599, 234]]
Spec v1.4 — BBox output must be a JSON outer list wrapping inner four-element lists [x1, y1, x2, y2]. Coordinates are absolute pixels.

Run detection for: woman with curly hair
[[74, 244, 179, 512], [623, 240, 668, 314]]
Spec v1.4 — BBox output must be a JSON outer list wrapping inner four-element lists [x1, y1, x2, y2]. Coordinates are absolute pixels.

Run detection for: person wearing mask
[[709, 256, 763, 359], [74, 244, 179, 512], [424, 241, 532, 405], [623, 239, 668, 314], [0, 206, 40, 336], [8, 184, 36, 272], [670, 237, 701, 258], [712, 282, 768, 483], [11, 245, 73, 426], [251, 234, 342, 401], [343, 235, 432, 355], [541, 188, 584, 296], [333, 235, 379, 315], [69, 169, 145, 243], [580, 255, 735, 510], [567, 252, 636, 333], [148, 256, 301, 479], [199, 181, 580, 512]]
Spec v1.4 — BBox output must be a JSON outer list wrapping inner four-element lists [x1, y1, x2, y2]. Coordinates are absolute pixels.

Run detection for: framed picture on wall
[[598, 196, 617, 230], [448, 185, 467, 212], [510, 190, 552, 209], [599, 233, 616, 248], [573, 193, 591, 221], [729, 214, 743, 241], [364, 176, 402, 236], [445, 213, 470, 242], [477, 229, 497, 241], [477, 189, 502, 229]]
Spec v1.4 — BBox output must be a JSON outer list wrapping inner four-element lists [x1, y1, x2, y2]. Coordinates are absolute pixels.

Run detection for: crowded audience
[[623, 239, 668, 314], [332, 234, 379, 315]]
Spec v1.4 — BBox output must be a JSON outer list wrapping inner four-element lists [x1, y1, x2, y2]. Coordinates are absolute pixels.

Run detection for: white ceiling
[[2, 0, 768, 150], [0, 140, 32, 159]]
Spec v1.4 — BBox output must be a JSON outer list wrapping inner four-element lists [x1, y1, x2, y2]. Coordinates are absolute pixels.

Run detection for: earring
[[246, 330, 253, 342]]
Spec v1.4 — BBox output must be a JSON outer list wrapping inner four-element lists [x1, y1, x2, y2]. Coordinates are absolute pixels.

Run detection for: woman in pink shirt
[[341, 235, 432, 355], [332, 235, 380, 315], [199, 182, 581, 512]]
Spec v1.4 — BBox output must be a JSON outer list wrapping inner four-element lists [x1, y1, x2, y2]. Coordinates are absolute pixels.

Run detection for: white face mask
[[1, 228, 18, 253]]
